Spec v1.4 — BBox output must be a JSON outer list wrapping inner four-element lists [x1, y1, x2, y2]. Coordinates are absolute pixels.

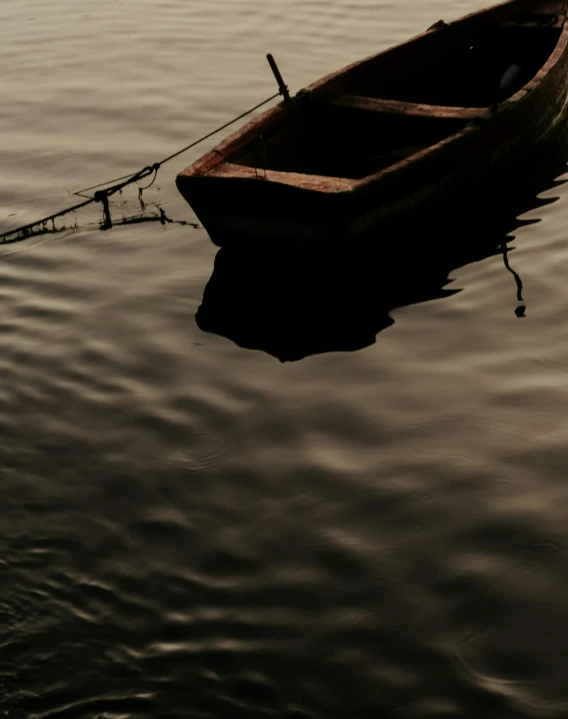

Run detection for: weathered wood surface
[[177, 0, 568, 247]]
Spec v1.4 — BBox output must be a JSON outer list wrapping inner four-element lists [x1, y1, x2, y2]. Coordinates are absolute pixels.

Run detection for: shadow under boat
[[196, 155, 567, 362]]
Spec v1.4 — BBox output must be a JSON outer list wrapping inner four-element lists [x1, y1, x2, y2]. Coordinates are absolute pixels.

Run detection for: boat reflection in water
[[196, 161, 566, 362]]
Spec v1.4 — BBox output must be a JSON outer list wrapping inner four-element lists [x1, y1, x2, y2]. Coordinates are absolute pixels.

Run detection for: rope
[[0, 197, 95, 244], [73, 92, 280, 195], [0, 91, 281, 244], [156, 92, 280, 165]]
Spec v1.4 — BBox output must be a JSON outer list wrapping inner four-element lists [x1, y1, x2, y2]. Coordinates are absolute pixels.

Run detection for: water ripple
[[2, 0, 568, 716]]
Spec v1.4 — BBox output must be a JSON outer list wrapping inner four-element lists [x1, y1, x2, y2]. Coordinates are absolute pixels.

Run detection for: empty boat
[[176, 0, 568, 247]]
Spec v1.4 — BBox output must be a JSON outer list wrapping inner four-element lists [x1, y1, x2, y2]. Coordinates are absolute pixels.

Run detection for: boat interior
[[351, 14, 563, 106], [227, 11, 565, 180], [230, 106, 471, 180]]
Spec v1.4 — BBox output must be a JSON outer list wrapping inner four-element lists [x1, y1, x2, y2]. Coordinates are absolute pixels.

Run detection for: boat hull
[[179, 107, 568, 248], [176, 0, 568, 248]]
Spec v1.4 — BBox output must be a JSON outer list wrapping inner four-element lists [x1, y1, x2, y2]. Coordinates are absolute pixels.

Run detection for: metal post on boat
[[266, 54, 291, 103]]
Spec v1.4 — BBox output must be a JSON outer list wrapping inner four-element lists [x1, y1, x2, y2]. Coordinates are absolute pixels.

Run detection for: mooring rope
[[0, 91, 281, 244]]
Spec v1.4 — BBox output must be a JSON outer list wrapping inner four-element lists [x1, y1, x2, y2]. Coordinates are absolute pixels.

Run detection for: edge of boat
[[176, 0, 568, 245]]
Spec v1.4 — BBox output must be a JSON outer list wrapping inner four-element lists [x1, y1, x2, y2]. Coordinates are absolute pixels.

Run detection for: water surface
[[2, 1, 568, 717]]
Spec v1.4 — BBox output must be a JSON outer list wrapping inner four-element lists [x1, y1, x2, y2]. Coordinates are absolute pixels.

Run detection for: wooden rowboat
[[176, 0, 568, 247]]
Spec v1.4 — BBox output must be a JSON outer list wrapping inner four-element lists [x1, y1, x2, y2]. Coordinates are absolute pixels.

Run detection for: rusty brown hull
[[177, 0, 568, 247]]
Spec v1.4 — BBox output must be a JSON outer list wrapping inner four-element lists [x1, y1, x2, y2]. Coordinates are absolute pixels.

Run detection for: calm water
[[2, 1, 568, 717]]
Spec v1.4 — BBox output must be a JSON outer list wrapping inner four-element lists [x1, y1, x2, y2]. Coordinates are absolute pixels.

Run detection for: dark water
[[3, 1, 568, 717]]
